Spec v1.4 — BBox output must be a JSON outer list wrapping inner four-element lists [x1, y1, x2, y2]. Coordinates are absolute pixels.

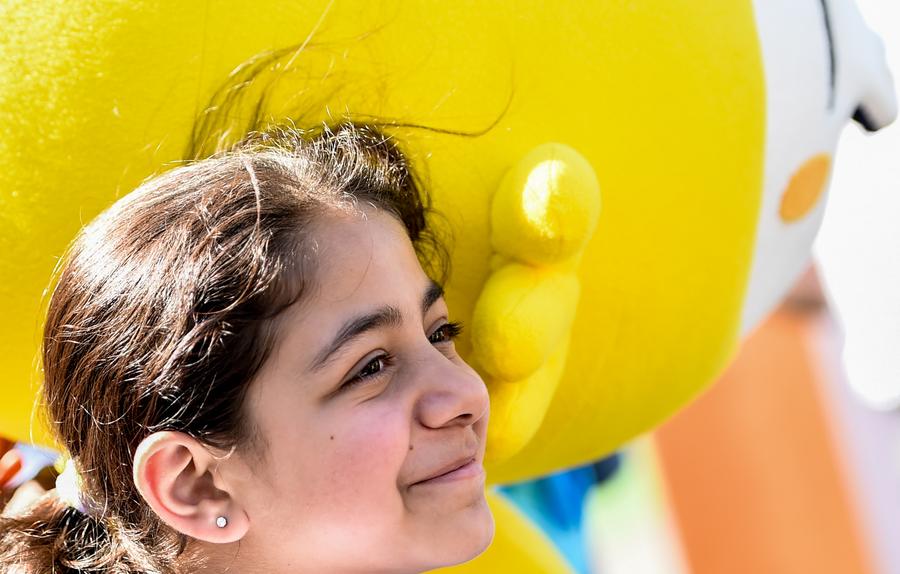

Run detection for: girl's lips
[[412, 458, 485, 486]]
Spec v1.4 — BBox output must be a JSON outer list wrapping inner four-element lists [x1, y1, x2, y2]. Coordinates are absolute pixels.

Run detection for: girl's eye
[[342, 353, 394, 390], [428, 321, 463, 345], [358, 356, 386, 378]]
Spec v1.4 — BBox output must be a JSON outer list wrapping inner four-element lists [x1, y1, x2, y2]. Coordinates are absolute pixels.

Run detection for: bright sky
[[814, 0, 900, 409]]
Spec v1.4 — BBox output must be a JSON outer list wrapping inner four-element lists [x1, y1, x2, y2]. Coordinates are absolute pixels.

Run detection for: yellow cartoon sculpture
[[0, 0, 894, 571]]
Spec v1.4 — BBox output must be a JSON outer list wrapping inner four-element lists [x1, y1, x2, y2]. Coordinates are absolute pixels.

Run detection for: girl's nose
[[416, 353, 489, 430]]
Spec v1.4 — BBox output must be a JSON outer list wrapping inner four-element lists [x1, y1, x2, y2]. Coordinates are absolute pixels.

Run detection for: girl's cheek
[[327, 403, 410, 470]]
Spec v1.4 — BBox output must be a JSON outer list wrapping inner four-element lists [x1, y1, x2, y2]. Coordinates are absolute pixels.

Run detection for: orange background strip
[[655, 308, 872, 574]]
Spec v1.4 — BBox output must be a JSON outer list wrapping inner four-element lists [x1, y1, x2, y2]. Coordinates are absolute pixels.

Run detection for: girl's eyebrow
[[310, 306, 403, 372], [309, 280, 445, 372], [421, 280, 444, 316]]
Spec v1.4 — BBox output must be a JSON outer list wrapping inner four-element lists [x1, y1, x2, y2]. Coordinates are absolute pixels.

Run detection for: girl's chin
[[441, 501, 495, 567]]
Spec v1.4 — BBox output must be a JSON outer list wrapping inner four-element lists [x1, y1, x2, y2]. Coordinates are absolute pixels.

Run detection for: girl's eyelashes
[[428, 321, 463, 345], [339, 322, 462, 392], [341, 352, 395, 391]]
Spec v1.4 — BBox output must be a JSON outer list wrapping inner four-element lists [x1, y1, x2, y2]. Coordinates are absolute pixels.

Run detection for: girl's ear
[[132, 431, 248, 543]]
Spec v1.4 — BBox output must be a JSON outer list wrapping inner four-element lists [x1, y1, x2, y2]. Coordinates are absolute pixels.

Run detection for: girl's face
[[222, 209, 493, 573]]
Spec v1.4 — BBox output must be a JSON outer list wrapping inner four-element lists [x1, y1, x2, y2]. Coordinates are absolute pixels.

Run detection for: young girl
[[0, 123, 493, 573]]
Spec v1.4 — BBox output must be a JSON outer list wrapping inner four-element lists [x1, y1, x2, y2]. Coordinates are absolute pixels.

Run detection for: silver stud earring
[[216, 516, 228, 528]]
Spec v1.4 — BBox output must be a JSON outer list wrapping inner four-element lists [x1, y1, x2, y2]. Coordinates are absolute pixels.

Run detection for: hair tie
[[55, 458, 88, 514]]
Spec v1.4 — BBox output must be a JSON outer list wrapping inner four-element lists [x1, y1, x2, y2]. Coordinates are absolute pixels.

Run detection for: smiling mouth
[[411, 457, 484, 486]]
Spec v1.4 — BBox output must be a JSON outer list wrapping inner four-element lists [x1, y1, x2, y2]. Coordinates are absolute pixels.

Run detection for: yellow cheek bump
[[779, 153, 831, 223], [472, 143, 601, 463], [471, 264, 580, 382], [484, 337, 572, 464], [491, 144, 602, 267]]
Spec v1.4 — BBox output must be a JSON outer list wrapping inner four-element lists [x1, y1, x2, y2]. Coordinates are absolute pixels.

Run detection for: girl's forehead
[[312, 209, 416, 275], [288, 210, 426, 322]]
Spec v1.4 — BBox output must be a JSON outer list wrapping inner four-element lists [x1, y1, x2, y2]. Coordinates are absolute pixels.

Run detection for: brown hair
[[0, 121, 443, 573]]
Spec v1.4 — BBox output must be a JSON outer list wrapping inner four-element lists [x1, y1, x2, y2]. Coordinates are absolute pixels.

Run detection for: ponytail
[[0, 490, 184, 573]]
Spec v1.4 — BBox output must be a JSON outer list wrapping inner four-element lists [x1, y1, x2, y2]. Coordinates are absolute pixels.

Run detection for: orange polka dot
[[779, 154, 832, 223]]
